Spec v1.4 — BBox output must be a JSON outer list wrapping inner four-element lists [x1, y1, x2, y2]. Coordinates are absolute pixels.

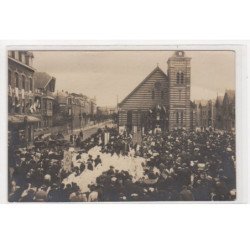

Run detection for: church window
[[18, 51, 22, 61], [152, 90, 155, 99], [177, 72, 180, 84], [25, 55, 30, 65], [15, 72, 19, 88], [22, 75, 26, 90], [161, 90, 164, 99], [176, 112, 179, 124], [155, 81, 161, 90]]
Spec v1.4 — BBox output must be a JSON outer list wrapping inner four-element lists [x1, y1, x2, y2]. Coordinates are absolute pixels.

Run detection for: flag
[[104, 132, 110, 145], [63, 150, 73, 172], [15, 87, 19, 99], [8, 85, 12, 96]]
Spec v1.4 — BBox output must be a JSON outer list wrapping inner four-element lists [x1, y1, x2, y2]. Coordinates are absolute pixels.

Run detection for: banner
[[133, 126, 137, 133], [132, 131, 142, 145], [15, 87, 19, 99], [119, 126, 125, 134], [63, 150, 73, 172], [104, 132, 110, 145]]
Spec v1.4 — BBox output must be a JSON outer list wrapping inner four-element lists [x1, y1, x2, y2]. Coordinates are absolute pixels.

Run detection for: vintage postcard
[[8, 49, 236, 202]]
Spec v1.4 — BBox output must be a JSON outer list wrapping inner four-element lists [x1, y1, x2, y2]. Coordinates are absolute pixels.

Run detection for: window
[[48, 102, 52, 110], [29, 78, 33, 91], [8, 70, 11, 85], [152, 90, 155, 99], [176, 112, 179, 124], [15, 73, 19, 88], [11, 51, 15, 58], [177, 72, 180, 84], [22, 75, 26, 89], [50, 83, 54, 92], [18, 52, 22, 61], [177, 71, 184, 84], [43, 101, 47, 109], [25, 55, 29, 65]]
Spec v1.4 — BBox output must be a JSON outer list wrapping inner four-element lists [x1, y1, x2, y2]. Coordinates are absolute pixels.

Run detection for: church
[[118, 51, 191, 133]]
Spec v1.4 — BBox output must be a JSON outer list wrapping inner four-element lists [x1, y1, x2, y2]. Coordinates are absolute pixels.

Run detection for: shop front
[[8, 114, 41, 147]]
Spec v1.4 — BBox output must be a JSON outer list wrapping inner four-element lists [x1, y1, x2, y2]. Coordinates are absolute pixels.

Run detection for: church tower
[[167, 51, 191, 130]]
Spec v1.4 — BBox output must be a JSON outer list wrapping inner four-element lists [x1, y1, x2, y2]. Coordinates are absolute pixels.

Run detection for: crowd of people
[[8, 126, 236, 202]]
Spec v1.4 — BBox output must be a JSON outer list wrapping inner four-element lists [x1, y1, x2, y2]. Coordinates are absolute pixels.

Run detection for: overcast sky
[[32, 50, 235, 107]]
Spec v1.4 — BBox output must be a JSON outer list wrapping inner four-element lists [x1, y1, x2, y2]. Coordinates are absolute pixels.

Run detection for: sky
[[32, 50, 235, 107]]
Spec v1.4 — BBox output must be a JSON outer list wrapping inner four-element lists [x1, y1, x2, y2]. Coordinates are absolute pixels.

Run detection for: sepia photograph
[[7, 49, 236, 202]]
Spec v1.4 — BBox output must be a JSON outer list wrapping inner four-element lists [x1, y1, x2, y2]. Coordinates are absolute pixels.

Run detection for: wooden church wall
[[119, 69, 169, 111]]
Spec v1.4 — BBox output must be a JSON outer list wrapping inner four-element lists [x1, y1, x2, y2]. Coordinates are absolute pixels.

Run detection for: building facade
[[215, 90, 235, 131], [167, 51, 191, 130], [33, 72, 56, 130], [118, 51, 191, 133], [8, 51, 40, 145], [53, 91, 96, 132], [195, 99, 216, 130], [193, 90, 235, 131]]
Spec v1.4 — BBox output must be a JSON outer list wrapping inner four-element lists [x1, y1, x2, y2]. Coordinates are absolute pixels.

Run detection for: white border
[[0, 41, 248, 203]]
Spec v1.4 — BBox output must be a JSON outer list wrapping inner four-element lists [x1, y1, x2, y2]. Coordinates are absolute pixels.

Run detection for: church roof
[[119, 66, 168, 107]]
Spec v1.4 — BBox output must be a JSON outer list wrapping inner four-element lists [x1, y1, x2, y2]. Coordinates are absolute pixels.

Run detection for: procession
[[8, 50, 236, 202], [8, 122, 236, 202]]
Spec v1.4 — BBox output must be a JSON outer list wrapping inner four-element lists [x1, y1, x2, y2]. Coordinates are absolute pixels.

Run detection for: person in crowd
[[94, 155, 102, 166]]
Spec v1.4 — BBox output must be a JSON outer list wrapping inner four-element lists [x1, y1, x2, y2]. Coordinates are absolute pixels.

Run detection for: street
[[64, 120, 114, 142]]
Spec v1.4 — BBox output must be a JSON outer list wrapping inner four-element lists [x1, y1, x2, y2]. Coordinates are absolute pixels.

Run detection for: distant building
[[195, 99, 216, 129], [53, 90, 70, 130], [68, 93, 85, 130], [53, 90, 96, 131], [8, 51, 40, 145], [90, 97, 97, 115], [97, 106, 117, 116], [215, 90, 235, 130], [193, 90, 235, 131]]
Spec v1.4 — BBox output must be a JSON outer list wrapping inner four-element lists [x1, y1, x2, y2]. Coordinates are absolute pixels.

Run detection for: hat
[[111, 177, 117, 182], [131, 193, 138, 197], [230, 189, 236, 196]]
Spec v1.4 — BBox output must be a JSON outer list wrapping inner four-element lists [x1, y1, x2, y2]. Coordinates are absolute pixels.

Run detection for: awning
[[42, 95, 55, 100], [8, 114, 41, 124]]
